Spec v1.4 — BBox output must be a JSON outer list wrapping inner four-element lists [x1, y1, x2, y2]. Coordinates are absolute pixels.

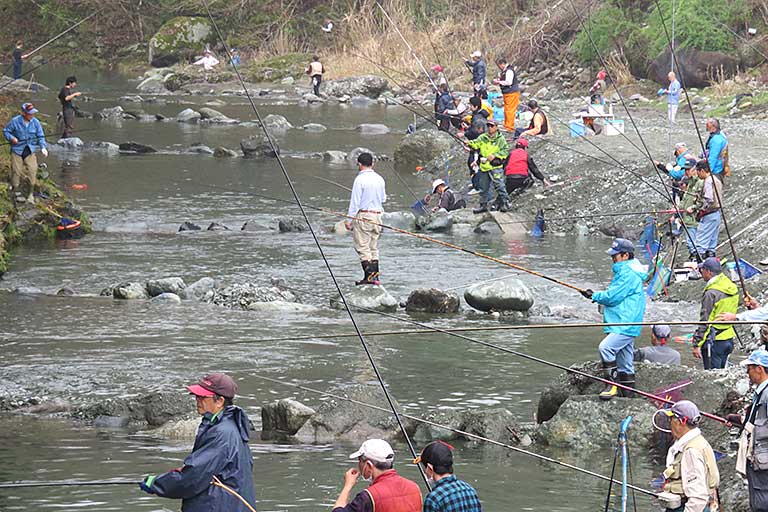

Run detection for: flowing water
[[0, 67, 699, 511]]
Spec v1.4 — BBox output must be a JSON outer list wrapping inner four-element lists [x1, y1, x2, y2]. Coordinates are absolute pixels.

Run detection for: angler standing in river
[[58, 76, 81, 138], [11, 40, 26, 80], [306, 55, 324, 96], [581, 238, 647, 400], [345, 152, 386, 286], [139, 373, 256, 512]]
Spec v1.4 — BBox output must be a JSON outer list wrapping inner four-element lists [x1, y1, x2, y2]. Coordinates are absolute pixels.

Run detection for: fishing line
[[250, 373, 659, 497], [650, 0, 751, 298], [200, 0, 431, 490]]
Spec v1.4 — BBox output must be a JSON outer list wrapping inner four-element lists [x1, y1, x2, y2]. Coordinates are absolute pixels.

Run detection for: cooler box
[[605, 119, 625, 136], [569, 120, 585, 138]]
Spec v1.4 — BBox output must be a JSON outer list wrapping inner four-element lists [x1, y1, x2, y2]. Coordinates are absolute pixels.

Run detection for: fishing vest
[[527, 110, 549, 135], [505, 148, 530, 177], [680, 177, 703, 227], [664, 433, 719, 498], [704, 273, 739, 341], [308, 61, 323, 76], [442, 188, 466, 211], [739, 385, 768, 473], [365, 470, 422, 512], [499, 65, 520, 94]]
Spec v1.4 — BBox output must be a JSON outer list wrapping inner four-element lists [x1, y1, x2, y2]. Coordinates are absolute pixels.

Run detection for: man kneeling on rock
[[333, 439, 422, 512], [580, 238, 647, 400]]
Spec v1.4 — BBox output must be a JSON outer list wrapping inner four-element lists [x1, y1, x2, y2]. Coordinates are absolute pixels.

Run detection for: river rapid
[[1, 66, 708, 511]]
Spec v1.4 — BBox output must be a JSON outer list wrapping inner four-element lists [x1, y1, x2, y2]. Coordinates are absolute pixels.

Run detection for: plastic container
[[569, 120, 585, 137], [605, 119, 625, 136]]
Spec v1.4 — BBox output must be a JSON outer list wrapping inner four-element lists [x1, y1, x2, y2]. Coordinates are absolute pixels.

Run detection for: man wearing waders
[[580, 238, 647, 400], [306, 55, 324, 97]]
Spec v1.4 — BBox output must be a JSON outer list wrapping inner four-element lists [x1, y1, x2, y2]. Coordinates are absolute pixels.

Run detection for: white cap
[[432, 179, 445, 193], [349, 439, 394, 463], [471, 50, 482, 58]]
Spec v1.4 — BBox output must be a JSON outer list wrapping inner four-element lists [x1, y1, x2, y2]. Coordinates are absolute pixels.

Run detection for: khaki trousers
[[352, 212, 382, 261], [10, 152, 38, 194]]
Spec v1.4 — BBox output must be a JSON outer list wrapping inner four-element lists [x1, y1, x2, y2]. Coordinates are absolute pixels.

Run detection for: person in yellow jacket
[[692, 257, 738, 369], [465, 119, 510, 214], [658, 400, 720, 512]]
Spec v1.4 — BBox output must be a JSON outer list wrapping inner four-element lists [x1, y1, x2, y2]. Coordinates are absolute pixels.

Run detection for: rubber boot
[[473, 205, 488, 214], [618, 372, 636, 398], [355, 261, 371, 286], [599, 360, 620, 401], [369, 260, 380, 285], [499, 201, 510, 213]]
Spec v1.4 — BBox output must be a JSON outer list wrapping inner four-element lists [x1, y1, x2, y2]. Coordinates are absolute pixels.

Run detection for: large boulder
[[381, 211, 416, 230], [119, 142, 157, 154], [146, 277, 187, 297], [330, 286, 398, 312], [176, 108, 201, 123], [83, 141, 120, 155], [322, 75, 388, 99], [393, 128, 456, 172], [94, 106, 125, 120], [54, 137, 84, 151], [180, 277, 216, 301], [356, 123, 390, 135], [208, 282, 299, 310], [412, 408, 521, 445], [148, 16, 215, 67], [112, 282, 149, 300], [347, 147, 375, 163], [198, 107, 237, 124], [405, 288, 460, 314], [277, 217, 307, 233], [263, 114, 293, 131], [137, 75, 168, 93], [74, 392, 189, 427], [240, 134, 279, 158], [261, 399, 316, 440], [648, 48, 739, 89], [464, 278, 534, 312]]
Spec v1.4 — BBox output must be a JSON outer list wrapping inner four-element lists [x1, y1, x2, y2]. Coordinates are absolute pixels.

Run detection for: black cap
[[417, 441, 454, 474]]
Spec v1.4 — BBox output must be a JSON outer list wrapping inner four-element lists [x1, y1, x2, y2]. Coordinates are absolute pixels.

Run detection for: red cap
[[432, 65, 443, 72], [597, 70, 607, 80], [186, 373, 237, 399]]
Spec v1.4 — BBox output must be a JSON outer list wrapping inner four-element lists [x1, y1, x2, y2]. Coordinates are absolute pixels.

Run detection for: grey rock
[[381, 211, 416, 230], [136, 75, 167, 93], [464, 278, 534, 312], [148, 16, 214, 67], [422, 212, 453, 232], [323, 75, 388, 99], [198, 107, 225, 120], [330, 286, 398, 312], [75, 391, 190, 427], [261, 398, 316, 439], [112, 282, 149, 300], [56, 287, 76, 296], [185, 144, 214, 155], [280, 76, 295, 85], [146, 277, 187, 297], [263, 114, 292, 130], [347, 147, 375, 163], [119, 95, 144, 103], [393, 128, 455, 173], [84, 141, 120, 155], [277, 217, 307, 233], [55, 137, 84, 150], [240, 134, 279, 158], [209, 282, 299, 310], [413, 408, 519, 445], [150, 292, 182, 304], [213, 147, 238, 157], [178, 221, 201, 232], [94, 106, 125, 119], [405, 288, 460, 314], [93, 415, 131, 428], [13, 286, 43, 295], [180, 277, 216, 301], [176, 108, 201, 123], [303, 123, 327, 132], [356, 123, 390, 135], [302, 93, 324, 103], [323, 150, 347, 162], [146, 417, 200, 440], [207, 222, 230, 231], [350, 96, 375, 106], [241, 220, 272, 232], [119, 141, 157, 153]]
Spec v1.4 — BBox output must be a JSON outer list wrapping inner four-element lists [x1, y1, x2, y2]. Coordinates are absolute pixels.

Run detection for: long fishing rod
[[0, 479, 138, 489], [376, 2, 439, 93], [569, 0, 701, 262], [200, 0, 431, 490], [650, 0, 751, 298], [24, 9, 105, 61], [0, 46, 71, 91], [251, 373, 659, 497], [500, 209, 679, 225], [312, 175, 351, 192]]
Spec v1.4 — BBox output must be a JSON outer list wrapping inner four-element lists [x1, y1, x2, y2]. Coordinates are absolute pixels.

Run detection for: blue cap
[[606, 238, 635, 256], [21, 102, 38, 114], [742, 349, 768, 368], [697, 257, 721, 273]]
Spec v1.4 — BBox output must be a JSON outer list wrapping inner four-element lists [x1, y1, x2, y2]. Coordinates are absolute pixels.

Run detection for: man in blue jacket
[[581, 238, 648, 400], [705, 118, 728, 178], [465, 51, 487, 99], [140, 373, 256, 512], [3, 102, 47, 203]]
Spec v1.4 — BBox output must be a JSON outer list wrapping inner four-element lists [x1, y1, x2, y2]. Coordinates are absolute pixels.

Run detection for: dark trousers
[[63, 108, 75, 138], [13, 62, 22, 80], [701, 338, 734, 370], [749, 463, 768, 512], [311, 75, 321, 96], [474, 86, 487, 99], [438, 117, 450, 132], [506, 175, 533, 195]]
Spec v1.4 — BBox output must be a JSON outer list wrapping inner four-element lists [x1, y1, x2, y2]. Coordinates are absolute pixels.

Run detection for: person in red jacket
[[333, 439, 422, 512], [504, 138, 551, 195]]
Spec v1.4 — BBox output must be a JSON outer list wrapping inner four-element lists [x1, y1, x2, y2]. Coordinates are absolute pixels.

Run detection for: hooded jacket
[[466, 131, 509, 172], [148, 405, 256, 512], [693, 273, 739, 345], [592, 259, 648, 337]]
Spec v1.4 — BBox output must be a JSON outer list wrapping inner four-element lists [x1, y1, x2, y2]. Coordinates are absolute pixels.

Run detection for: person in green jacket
[[678, 165, 704, 261], [466, 119, 510, 213], [692, 257, 739, 369]]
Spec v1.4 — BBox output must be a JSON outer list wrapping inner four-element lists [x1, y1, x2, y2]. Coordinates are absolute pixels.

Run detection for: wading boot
[[369, 260, 380, 285], [473, 205, 489, 214], [599, 360, 620, 401], [355, 261, 372, 286], [618, 372, 636, 398]]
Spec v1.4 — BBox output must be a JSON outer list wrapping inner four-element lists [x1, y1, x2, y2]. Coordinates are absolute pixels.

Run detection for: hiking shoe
[[467, 188, 480, 196], [761, 259, 768, 266], [473, 206, 488, 214]]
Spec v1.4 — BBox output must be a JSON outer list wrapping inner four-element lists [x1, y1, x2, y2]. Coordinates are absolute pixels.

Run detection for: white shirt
[[499, 68, 515, 86], [194, 55, 220, 71], [347, 168, 386, 217], [737, 306, 768, 322], [665, 428, 714, 512]]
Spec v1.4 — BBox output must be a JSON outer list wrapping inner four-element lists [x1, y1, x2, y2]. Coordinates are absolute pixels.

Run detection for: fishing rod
[[714, 19, 768, 64], [376, 2, 439, 93], [200, 0, 431, 490], [499, 209, 679, 225], [251, 373, 659, 498], [0, 479, 138, 489], [569, 1, 701, 263], [312, 175, 352, 192], [23, 9, 105, 61], [650, 0, 751, 298], [0, 46, 72, 91]]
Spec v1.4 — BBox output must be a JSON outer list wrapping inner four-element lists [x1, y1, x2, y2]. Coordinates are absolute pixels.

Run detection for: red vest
[[365, 470, 422, 512], [505, 148, 529, 177]]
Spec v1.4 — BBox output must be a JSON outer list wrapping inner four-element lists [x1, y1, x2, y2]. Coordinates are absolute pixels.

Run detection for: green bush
[[643, 0, 735, 57], [573, 4, 637, 63]]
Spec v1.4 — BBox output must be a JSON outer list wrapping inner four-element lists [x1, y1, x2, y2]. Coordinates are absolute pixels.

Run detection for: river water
[[0, 67, 700, 511]]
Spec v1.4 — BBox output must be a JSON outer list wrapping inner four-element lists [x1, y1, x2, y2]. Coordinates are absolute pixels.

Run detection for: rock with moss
[[246, 53, 310, 82], [148, 17, 215, 67]]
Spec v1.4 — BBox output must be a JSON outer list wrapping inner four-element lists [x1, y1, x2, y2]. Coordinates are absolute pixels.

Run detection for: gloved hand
[[139, 476, 155, 494], [580, 289, 593, 300], [726, 413, 743, 427], [41, 148, 48, 158]]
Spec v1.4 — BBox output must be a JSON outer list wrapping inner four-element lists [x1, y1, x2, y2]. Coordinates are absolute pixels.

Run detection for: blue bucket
[[569, 120, 585, 138]]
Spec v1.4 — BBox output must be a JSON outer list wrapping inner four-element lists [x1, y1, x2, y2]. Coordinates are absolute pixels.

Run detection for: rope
[[199, 0, 430, 490], [211, 476, 258, 512]]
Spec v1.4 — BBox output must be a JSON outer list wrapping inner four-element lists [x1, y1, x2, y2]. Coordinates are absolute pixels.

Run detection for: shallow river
[[0, 67, 701, 511]]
